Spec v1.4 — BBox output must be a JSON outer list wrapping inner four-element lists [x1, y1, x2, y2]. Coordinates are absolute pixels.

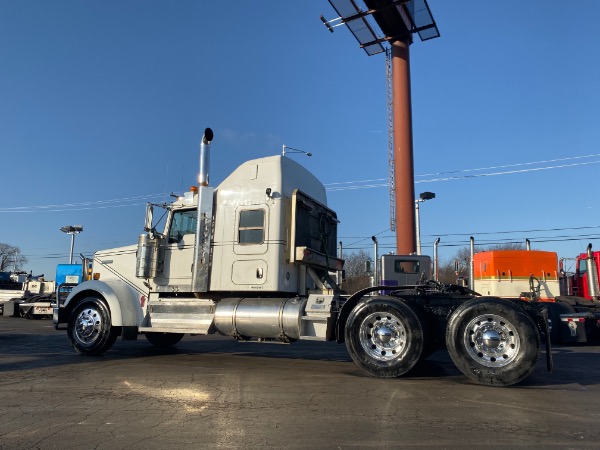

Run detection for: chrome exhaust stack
[[371, 236, 379, 286], [433, 237, 440, 281], [469, 237, 475, 291], [191, 128, 215, 293], [586, 243, 600, 301], [199, 128, 214, 186]]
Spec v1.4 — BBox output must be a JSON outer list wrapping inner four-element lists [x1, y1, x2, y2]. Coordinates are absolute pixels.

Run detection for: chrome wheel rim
[[463, 314, 520, 367], [359, 311, 407, 361], [74, 306, 103, 347]]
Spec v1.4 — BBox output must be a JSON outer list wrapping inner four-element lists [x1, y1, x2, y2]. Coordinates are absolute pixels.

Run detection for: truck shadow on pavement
[[1, 322, 599, 388]]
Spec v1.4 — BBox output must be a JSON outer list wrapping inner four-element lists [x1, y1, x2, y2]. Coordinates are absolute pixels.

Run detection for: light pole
[[415, 192, 435, 255], [282, 145, 312, 157], [60, 225, 83, 264]]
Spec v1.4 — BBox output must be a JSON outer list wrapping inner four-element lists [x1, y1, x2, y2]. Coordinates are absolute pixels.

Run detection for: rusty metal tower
[[321, 0, 439, 255]]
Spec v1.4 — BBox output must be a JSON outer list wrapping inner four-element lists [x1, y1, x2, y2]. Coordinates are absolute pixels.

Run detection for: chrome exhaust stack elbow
[[586, 243, 600, 301], [199, 128, 214, 187]]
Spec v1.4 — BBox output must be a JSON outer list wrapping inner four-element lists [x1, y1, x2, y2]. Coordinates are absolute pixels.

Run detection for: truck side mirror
[[144, 204, 154, 233]]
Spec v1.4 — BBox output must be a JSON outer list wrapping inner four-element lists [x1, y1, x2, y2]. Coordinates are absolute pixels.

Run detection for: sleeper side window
[[238, 210, 264, 245]]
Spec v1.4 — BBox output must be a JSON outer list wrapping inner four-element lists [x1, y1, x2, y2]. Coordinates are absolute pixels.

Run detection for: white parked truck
[[2, 264, 88, 318], [1, 274, 55, 318], [55, 128, 559, 387]]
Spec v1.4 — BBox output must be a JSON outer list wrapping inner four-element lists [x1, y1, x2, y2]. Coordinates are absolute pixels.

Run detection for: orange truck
[[472, 245, 600, 344]]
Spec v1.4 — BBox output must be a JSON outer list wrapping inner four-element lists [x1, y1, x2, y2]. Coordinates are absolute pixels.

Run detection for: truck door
[[576, 258, 588, 298], [231, 206, 269, 286], [158, 208, 197, 289], [477, 259, 491, 295]]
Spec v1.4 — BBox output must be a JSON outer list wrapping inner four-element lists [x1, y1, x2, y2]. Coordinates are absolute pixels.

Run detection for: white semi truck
[[2, 264, 87, 318], [1, 274, 54, 318], [54, 128, 555, 387]]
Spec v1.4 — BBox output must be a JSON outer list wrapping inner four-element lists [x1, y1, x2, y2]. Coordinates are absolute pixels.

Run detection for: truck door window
[[168, 210, 197, 243], [239, 209, 264, 244], [578, 260, 587, 276]]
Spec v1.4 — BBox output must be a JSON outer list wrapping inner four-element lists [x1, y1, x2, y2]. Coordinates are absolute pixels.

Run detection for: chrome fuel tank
[[214, 297, 306, 341]]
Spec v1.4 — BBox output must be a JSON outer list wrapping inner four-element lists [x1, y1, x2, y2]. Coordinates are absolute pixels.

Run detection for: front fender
[[63, 280, 146, 326]]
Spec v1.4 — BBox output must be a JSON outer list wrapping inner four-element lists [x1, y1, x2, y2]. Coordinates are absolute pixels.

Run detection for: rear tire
[[67, 297, 119, 356], [446, 298, 540, 387], [345, 298, 425, 378], [145, 332, 184, 348]]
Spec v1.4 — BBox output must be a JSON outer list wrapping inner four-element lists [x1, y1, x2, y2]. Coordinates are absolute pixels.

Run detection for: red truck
[[565, 247, 600, 300]]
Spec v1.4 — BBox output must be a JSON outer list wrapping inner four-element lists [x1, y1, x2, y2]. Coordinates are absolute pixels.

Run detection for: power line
[[0, 194, 163, 211], [19, 229, 600, 260], [426, 235, 600, 249], [323, 178, 387, 187], [0, 202, 155, 214], [425, 224, 600, 238], [0, 194, 165, 213], [344, 234, 600, 251], [341, 224, 600, 241], [414, 153, 600, 178], [325, 154, 600, 191], [418, 160, 600, 184], [2, 153, 599, 212], [344, 228, 390, 248]]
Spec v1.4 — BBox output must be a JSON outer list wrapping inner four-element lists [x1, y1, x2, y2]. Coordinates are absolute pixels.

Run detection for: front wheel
[[145, 332, 184, 348], [345, 298, 426, 378], [446, 298, 540, 387], [67, 297, 119, 356]]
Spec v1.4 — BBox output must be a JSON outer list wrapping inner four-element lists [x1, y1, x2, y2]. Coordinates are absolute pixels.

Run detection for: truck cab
[[56, 134, 343, 347], [573, 250, 600, 300], [131, 154, 341, 295], [472, 250, 560, 301], [380, 254, 431, 288]]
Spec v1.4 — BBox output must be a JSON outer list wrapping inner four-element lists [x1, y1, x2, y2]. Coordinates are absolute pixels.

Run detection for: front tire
[[345, 298, 426, 378], [67, 297, 119, 356], [446, 298, 540, 387], [145, 332, 184, 348]]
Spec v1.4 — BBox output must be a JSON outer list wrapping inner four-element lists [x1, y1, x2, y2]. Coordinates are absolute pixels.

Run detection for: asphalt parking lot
[[1, 316, 599, 449]]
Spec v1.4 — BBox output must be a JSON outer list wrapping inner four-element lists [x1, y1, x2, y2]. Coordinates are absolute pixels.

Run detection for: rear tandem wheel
[[344, 298, 426, 378], [446, 298, 541, 387]]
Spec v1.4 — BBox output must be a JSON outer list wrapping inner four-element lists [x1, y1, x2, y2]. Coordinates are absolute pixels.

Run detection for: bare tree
[[342, 249, 372, 294], [0, 243, 28, 272]]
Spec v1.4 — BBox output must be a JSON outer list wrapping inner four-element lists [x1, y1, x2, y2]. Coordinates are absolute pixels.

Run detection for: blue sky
[[1, 0, 599, 278]]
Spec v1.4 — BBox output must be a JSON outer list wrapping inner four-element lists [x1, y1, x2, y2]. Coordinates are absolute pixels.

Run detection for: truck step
[[299, 315, 333, 341], [145, 298, 215, 334], [138, 326, 210, 335]]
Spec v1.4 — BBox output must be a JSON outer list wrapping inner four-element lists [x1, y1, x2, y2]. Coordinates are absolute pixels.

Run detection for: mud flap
[[540, 308, 553, 373], [121, 326, 138, 340]]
